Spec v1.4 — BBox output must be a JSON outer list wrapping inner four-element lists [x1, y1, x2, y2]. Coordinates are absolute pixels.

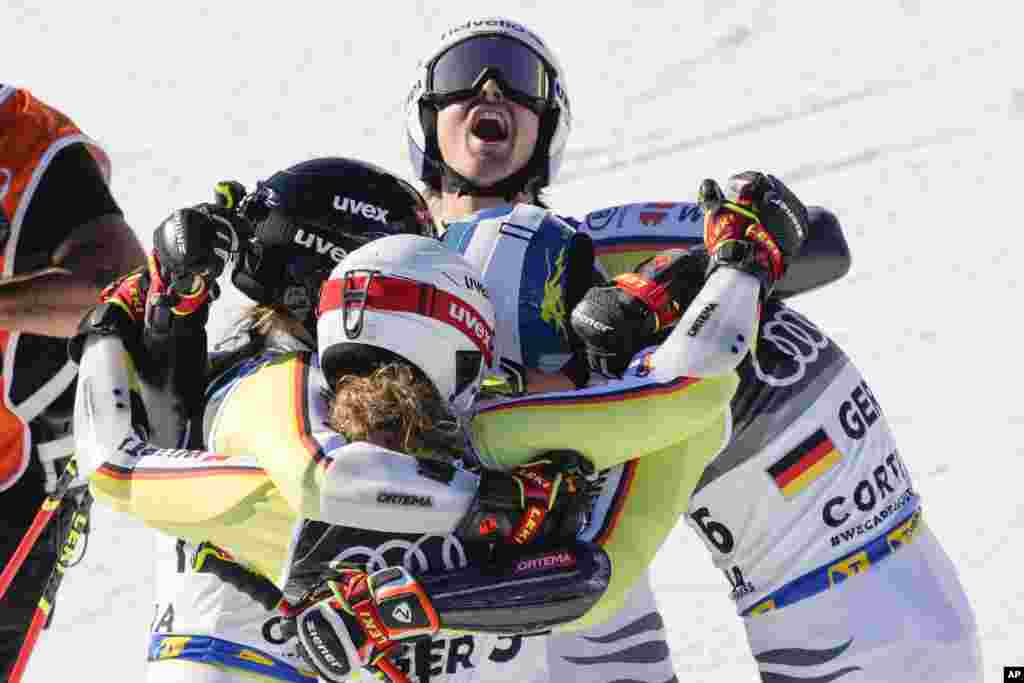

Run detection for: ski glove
[[146, 181, 253, 337], [700, 171, 808, 298], [294, 565, 438, 683], [458, 451, 593, 547], [192, 542, 284, 611], [70, 250, 186, 359], [571, 248, 709, 378], [96, 266, 149, 324]]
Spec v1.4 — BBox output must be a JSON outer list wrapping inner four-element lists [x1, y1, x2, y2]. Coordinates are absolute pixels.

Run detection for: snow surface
[[6, 1, 1022, 680]]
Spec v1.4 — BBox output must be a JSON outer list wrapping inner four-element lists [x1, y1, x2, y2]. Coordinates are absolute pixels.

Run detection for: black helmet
[[232, 157, 436, 335]]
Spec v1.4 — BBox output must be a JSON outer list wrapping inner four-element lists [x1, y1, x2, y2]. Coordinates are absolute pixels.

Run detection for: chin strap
[[440, 160, 540, 202]]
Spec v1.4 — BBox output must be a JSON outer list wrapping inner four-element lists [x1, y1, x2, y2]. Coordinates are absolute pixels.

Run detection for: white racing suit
[[561, 201, 982, 682], [685, 300, 981, 682]]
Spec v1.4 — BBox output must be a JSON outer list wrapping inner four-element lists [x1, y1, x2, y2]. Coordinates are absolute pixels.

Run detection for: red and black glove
[[294, 565, 438, 683], [97, 266, 148, 323], [145, 181, 253, 338], [93, 179, 249, 324], [699, 171, 808, 298], [68, 261, 153, 365], [459, 451, 593, 547], [570, 248, 709, 378]]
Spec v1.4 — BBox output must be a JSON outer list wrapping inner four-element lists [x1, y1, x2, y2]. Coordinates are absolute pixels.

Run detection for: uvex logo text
[[447, 302, 493, 363], [334, 196, 389, 223], [294, 229, 348, 263]]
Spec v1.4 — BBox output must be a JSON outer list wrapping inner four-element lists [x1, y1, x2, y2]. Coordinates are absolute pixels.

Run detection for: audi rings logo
[[333, 534, 468, 574], [753, 308, 830, 387]]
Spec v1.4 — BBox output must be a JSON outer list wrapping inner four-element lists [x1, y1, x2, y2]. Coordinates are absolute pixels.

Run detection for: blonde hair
[[239, 303, 313, 343], [328, 362, 454, 453], [240, 305, 459, 455]]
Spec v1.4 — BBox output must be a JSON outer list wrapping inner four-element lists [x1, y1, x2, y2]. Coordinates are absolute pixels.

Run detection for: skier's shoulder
[[209, 323, 313, 381], [442, 202, 575, 244], [563, 201, 703, 277], [203, 345, 326, 465], [757, 299, 839, 351], [572, 200, 702, 243], [204, 346, 315, 438], [738, 299, 850, 397]]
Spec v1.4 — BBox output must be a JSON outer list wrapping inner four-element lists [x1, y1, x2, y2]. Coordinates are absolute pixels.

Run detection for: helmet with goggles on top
[[405, 17, 572, 198]]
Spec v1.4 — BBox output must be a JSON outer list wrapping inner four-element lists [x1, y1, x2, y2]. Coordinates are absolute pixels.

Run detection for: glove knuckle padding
[[152, 210, 187, 269], [700, 171, 811, 297], [296, 601, 360, 681], [295, 565, 438, 682], [697, 177, 725, 213], [459, 455, 592, 546], [727, 170, 771, 204], [571, 287, 631, 352], [572, 281, 661, 378], [153, 206, 236, 281], [763, 181, 809, 253]]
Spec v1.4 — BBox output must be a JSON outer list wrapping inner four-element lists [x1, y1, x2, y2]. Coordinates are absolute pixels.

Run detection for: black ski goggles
[[422, 35, 553, 115]]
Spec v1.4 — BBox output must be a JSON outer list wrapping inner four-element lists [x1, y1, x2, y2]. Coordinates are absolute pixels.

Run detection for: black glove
[[151, 205, 243, 287], [147, 182, 253, 337], [191, 542, 284, 611], [149, 179, 250, 288], [570, 248, 709, 378], [699, 171, 808, 297], [458, 451, 593, 547]]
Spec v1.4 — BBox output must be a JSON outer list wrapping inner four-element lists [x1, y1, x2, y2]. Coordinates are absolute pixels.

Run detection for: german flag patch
[[767, 429, 843, 499]]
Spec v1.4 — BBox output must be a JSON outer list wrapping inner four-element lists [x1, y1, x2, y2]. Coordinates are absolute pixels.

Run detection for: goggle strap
[[319, 274, 493, 365]]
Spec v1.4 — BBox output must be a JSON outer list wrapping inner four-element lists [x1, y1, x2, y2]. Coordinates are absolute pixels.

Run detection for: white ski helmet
[[317, 234, 495, 416], [405, 17, 572, 195]]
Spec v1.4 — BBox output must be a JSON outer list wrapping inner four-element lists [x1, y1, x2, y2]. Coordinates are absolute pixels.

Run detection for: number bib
[[685, 302, 919, 615]]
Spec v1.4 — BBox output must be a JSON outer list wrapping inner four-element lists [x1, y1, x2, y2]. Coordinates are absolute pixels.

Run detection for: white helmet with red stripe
[[317, 234, 495, 416]]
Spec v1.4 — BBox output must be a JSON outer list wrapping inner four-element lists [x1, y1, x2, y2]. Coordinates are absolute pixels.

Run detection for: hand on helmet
[[699, 171, 808, 297], [70, 180, 253, 363], [151, 202, 246, 286], [146, 181, 253, 337]]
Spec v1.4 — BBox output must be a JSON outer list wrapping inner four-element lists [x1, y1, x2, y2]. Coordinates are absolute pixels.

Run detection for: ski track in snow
[[8, 2, 1022, 681], [560, 34, 1002, 186], [561, 81, 913, 181], [781, 128, 977, 184]]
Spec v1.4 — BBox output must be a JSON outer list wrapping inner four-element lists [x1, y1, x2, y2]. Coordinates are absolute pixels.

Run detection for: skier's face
[[435, 78, 540, 188]]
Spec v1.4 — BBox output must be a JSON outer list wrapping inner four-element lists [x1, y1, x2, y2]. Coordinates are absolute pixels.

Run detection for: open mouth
[[471, 111, 509, 143]]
